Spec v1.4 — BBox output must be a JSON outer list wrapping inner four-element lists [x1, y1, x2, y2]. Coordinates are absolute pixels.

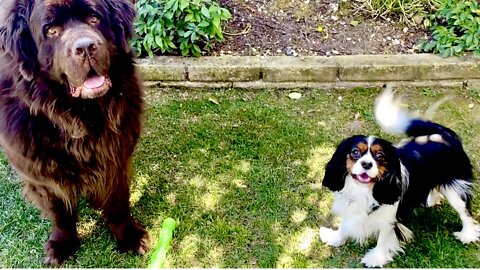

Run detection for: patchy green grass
[[0, 86, 479, 268]]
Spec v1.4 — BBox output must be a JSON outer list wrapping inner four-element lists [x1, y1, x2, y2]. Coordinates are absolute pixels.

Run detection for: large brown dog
[[0, 0, 148, 265]]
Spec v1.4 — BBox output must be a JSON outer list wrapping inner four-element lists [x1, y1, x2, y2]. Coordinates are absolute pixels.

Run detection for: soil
[[214, 0, 429, 56]]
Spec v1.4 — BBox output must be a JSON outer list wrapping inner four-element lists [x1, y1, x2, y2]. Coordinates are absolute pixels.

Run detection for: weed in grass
[[468, 88, 480, 102]]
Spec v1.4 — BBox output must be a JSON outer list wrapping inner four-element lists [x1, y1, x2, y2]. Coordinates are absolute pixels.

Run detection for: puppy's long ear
[[323, 136, 360, 191], [106, 0, 136, 53], [372, 141, 404, 205], [0, 0, 38, 81]]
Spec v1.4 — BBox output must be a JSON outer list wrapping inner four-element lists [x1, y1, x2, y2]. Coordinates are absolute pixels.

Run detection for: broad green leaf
[[164, 0, 176, 11], [167, 39, 177, 49], [154, 35, 163, 48], [221, 8, 232, 19], [209, 5, 219, 15], [185, 13, 195, 22], [192, 44, 201, 57], [191, 31, 197, 42], [165, 11, 174, 20], [179, 0, 189, 11], [198, 21, 210, 27], [201, 5, 210, 18], [212, 16, 221, 28]]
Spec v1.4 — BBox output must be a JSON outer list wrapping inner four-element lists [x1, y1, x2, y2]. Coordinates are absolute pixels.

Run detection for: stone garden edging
[[137, 54, 480, 89]]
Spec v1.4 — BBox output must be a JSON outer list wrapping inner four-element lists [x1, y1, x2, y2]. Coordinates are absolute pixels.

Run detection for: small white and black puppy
[[320, 88, 480, 267]]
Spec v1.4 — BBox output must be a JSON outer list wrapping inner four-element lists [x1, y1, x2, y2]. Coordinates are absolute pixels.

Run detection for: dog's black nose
[[73, 37, 97, 57], [361, 161, 373, 170]]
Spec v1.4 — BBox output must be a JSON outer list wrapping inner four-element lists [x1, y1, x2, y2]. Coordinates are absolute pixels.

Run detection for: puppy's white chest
[[332, 177, 378, 217]]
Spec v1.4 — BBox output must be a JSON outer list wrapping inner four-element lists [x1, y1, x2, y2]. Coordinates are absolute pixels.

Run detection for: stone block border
[[137, 54, 480, 89]]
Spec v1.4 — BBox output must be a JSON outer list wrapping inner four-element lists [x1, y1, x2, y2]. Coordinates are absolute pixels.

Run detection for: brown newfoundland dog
[[0, 0, 149, 265]]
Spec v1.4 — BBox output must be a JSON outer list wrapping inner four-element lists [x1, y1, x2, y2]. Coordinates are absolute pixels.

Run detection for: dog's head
[[0, 0, 136, 99], [323, 135, 405, 204]]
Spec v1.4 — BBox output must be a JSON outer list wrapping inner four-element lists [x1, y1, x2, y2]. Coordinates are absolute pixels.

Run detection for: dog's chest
[[332, 176, 379, 217]]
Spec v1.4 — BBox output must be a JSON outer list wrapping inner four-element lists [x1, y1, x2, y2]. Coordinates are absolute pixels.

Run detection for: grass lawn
[[0, 86, 479, 268]]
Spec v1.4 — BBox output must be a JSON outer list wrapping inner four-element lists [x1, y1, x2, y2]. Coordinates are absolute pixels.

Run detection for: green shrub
[[418, 0, 480, 57], [131, 0, 232, 57], [352, 0, 441, 25]]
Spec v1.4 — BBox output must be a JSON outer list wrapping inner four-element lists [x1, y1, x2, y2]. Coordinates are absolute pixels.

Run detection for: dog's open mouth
[[352, 173, 373, 184], [70, 70, 112, 99]]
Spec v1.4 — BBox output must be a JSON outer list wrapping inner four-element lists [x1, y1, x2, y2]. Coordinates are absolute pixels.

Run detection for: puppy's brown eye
[[374, 152, 385, 161], [350, 148, 361, 159], [88, 16, 100, 25]]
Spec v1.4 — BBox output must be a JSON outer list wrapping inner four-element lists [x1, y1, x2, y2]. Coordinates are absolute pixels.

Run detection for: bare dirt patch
[[214, 0, 428, 56]]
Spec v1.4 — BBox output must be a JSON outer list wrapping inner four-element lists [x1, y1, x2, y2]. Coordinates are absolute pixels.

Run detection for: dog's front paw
[[320, 227, 345, 247], [111, 217, 150, 255], [361, 248, 392, 268], [43, 232, 79, 265]]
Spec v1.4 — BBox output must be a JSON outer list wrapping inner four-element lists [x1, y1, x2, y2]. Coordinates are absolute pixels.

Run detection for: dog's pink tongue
[[357, 173, 371, 183], [83, 76, 105, 89]]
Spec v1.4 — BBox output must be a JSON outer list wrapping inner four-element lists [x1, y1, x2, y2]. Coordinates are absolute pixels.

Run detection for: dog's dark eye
[[45, 26, 60, 37], [88, 16, 101, 25], [350, 148, 361, 159], [374, 152, 385, 161]]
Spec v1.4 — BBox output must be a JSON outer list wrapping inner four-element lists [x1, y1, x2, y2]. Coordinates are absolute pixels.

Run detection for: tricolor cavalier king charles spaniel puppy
[[320, 88, 480, 267]]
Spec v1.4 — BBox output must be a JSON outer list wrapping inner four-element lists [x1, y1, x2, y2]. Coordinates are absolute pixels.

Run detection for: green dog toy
[[148, 217, 176, 268]]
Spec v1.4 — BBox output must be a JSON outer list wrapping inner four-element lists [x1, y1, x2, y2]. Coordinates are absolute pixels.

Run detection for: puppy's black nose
[[73, 37, 97, 57], [361, 161, 373, 170]]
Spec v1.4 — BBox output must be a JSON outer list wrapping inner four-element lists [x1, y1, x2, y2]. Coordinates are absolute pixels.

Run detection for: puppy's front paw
[[361, 248, 392, 268], [319, 227, 344, 247], [454, 223, 480, 244]]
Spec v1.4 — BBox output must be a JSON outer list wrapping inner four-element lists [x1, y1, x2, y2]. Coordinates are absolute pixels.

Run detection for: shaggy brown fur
[[0, 0, 148, 265]]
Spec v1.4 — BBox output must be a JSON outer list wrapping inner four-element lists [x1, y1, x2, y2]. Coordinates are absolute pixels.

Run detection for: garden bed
[[214, 0, 428, 56]]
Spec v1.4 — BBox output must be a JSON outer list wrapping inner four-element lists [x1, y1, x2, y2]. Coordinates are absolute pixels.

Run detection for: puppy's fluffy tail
[[374, 85, 412, 134], [375, 85, 462, 147]]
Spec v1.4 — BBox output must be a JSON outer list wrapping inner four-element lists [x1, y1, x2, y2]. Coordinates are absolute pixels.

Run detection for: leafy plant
[[418, 0, 480, 57], [131, 0, 232, 57]]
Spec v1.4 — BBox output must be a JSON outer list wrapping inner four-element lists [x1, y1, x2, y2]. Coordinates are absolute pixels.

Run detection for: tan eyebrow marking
[[370, 144, 384, 154], [356, 142, 368, 153]]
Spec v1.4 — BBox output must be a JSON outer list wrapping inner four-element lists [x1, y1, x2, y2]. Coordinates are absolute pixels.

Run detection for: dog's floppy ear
[[105, 0, 136, 53], [323, 136, 360, 191], [372, 141, 403, 205], [0, 0, 38, 81]]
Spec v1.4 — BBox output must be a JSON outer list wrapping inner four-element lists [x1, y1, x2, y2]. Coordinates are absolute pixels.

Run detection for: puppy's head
[[0, 0, 136, 99], [323, 135, 404, 204]]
